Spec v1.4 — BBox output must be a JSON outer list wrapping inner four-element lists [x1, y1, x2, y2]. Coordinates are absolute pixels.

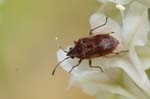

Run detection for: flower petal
[[136, 0, 150, 7], [122, 1, 149, 48], [136, 44, 150, 70], [97, 0, 132, 5], [120, 1, 150, 96], [70, 67, 148, 99], [96, 3, 122, 22]]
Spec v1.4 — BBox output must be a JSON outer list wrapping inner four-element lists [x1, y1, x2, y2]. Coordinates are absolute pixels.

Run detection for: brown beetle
[[52, 17, 128, 76]]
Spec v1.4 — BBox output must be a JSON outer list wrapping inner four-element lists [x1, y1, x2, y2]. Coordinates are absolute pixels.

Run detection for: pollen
[[116, 4, 126, 11]]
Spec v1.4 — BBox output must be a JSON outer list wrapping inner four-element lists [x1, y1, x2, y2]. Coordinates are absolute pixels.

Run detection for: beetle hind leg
[[113, 50, 129, 55], [103, 50, 129, 58], [108, 32, 115, 34], [89, 59, 103, 72]]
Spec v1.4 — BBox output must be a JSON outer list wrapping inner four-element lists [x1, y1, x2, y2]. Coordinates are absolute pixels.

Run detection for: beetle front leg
[[69, 59, 82, 73], [89, 59, 103, 72]]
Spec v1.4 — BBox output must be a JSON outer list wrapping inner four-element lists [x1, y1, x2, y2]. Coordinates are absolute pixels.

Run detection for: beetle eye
[[69, 47, 73, 50], [70, 56, 74, 59]]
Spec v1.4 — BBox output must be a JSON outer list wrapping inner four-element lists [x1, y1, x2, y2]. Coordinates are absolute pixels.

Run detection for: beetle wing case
[[74, 34, 119, 59]]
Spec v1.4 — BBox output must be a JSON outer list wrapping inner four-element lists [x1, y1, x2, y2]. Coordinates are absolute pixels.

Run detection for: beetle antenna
[[52, 57, 70, 76], [59, 46, 68, 53]]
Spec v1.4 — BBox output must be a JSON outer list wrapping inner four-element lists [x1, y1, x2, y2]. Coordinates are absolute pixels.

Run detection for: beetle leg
[[103, 50, 129, 58], [69, 59, 82, 73], [108, 32, 115, 35], [89, 17, 108, 35], [113, 50, 129, 55], [89, 59, 103, 72], [101, 32, 115, 35]]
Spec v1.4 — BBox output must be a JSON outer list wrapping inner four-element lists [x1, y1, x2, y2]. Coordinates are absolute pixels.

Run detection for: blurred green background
[[0, 0, 99, 99]]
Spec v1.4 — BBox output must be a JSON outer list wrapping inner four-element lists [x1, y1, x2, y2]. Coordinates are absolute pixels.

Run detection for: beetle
[[52, 17, 128, 76]]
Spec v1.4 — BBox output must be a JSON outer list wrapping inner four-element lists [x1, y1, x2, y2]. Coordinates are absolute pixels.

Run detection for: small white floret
[[116, 4, 126, 11]]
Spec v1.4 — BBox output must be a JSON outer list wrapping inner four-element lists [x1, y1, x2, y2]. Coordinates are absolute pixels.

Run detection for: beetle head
[[52, 46, 76, 76], [67, 47, 76, 59]]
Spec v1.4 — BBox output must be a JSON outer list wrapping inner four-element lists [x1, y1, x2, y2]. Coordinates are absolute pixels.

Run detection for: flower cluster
[[57, 0, 150, 99]]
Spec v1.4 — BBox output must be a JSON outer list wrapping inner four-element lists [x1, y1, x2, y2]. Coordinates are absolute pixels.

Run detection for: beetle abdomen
[[75, 34, 119, 59]]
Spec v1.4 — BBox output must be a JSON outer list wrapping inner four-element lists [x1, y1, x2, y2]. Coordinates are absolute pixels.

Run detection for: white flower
[[97, 0, 132, 5], [55, 1, 150, 99], [97, 0, 150, 7]]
